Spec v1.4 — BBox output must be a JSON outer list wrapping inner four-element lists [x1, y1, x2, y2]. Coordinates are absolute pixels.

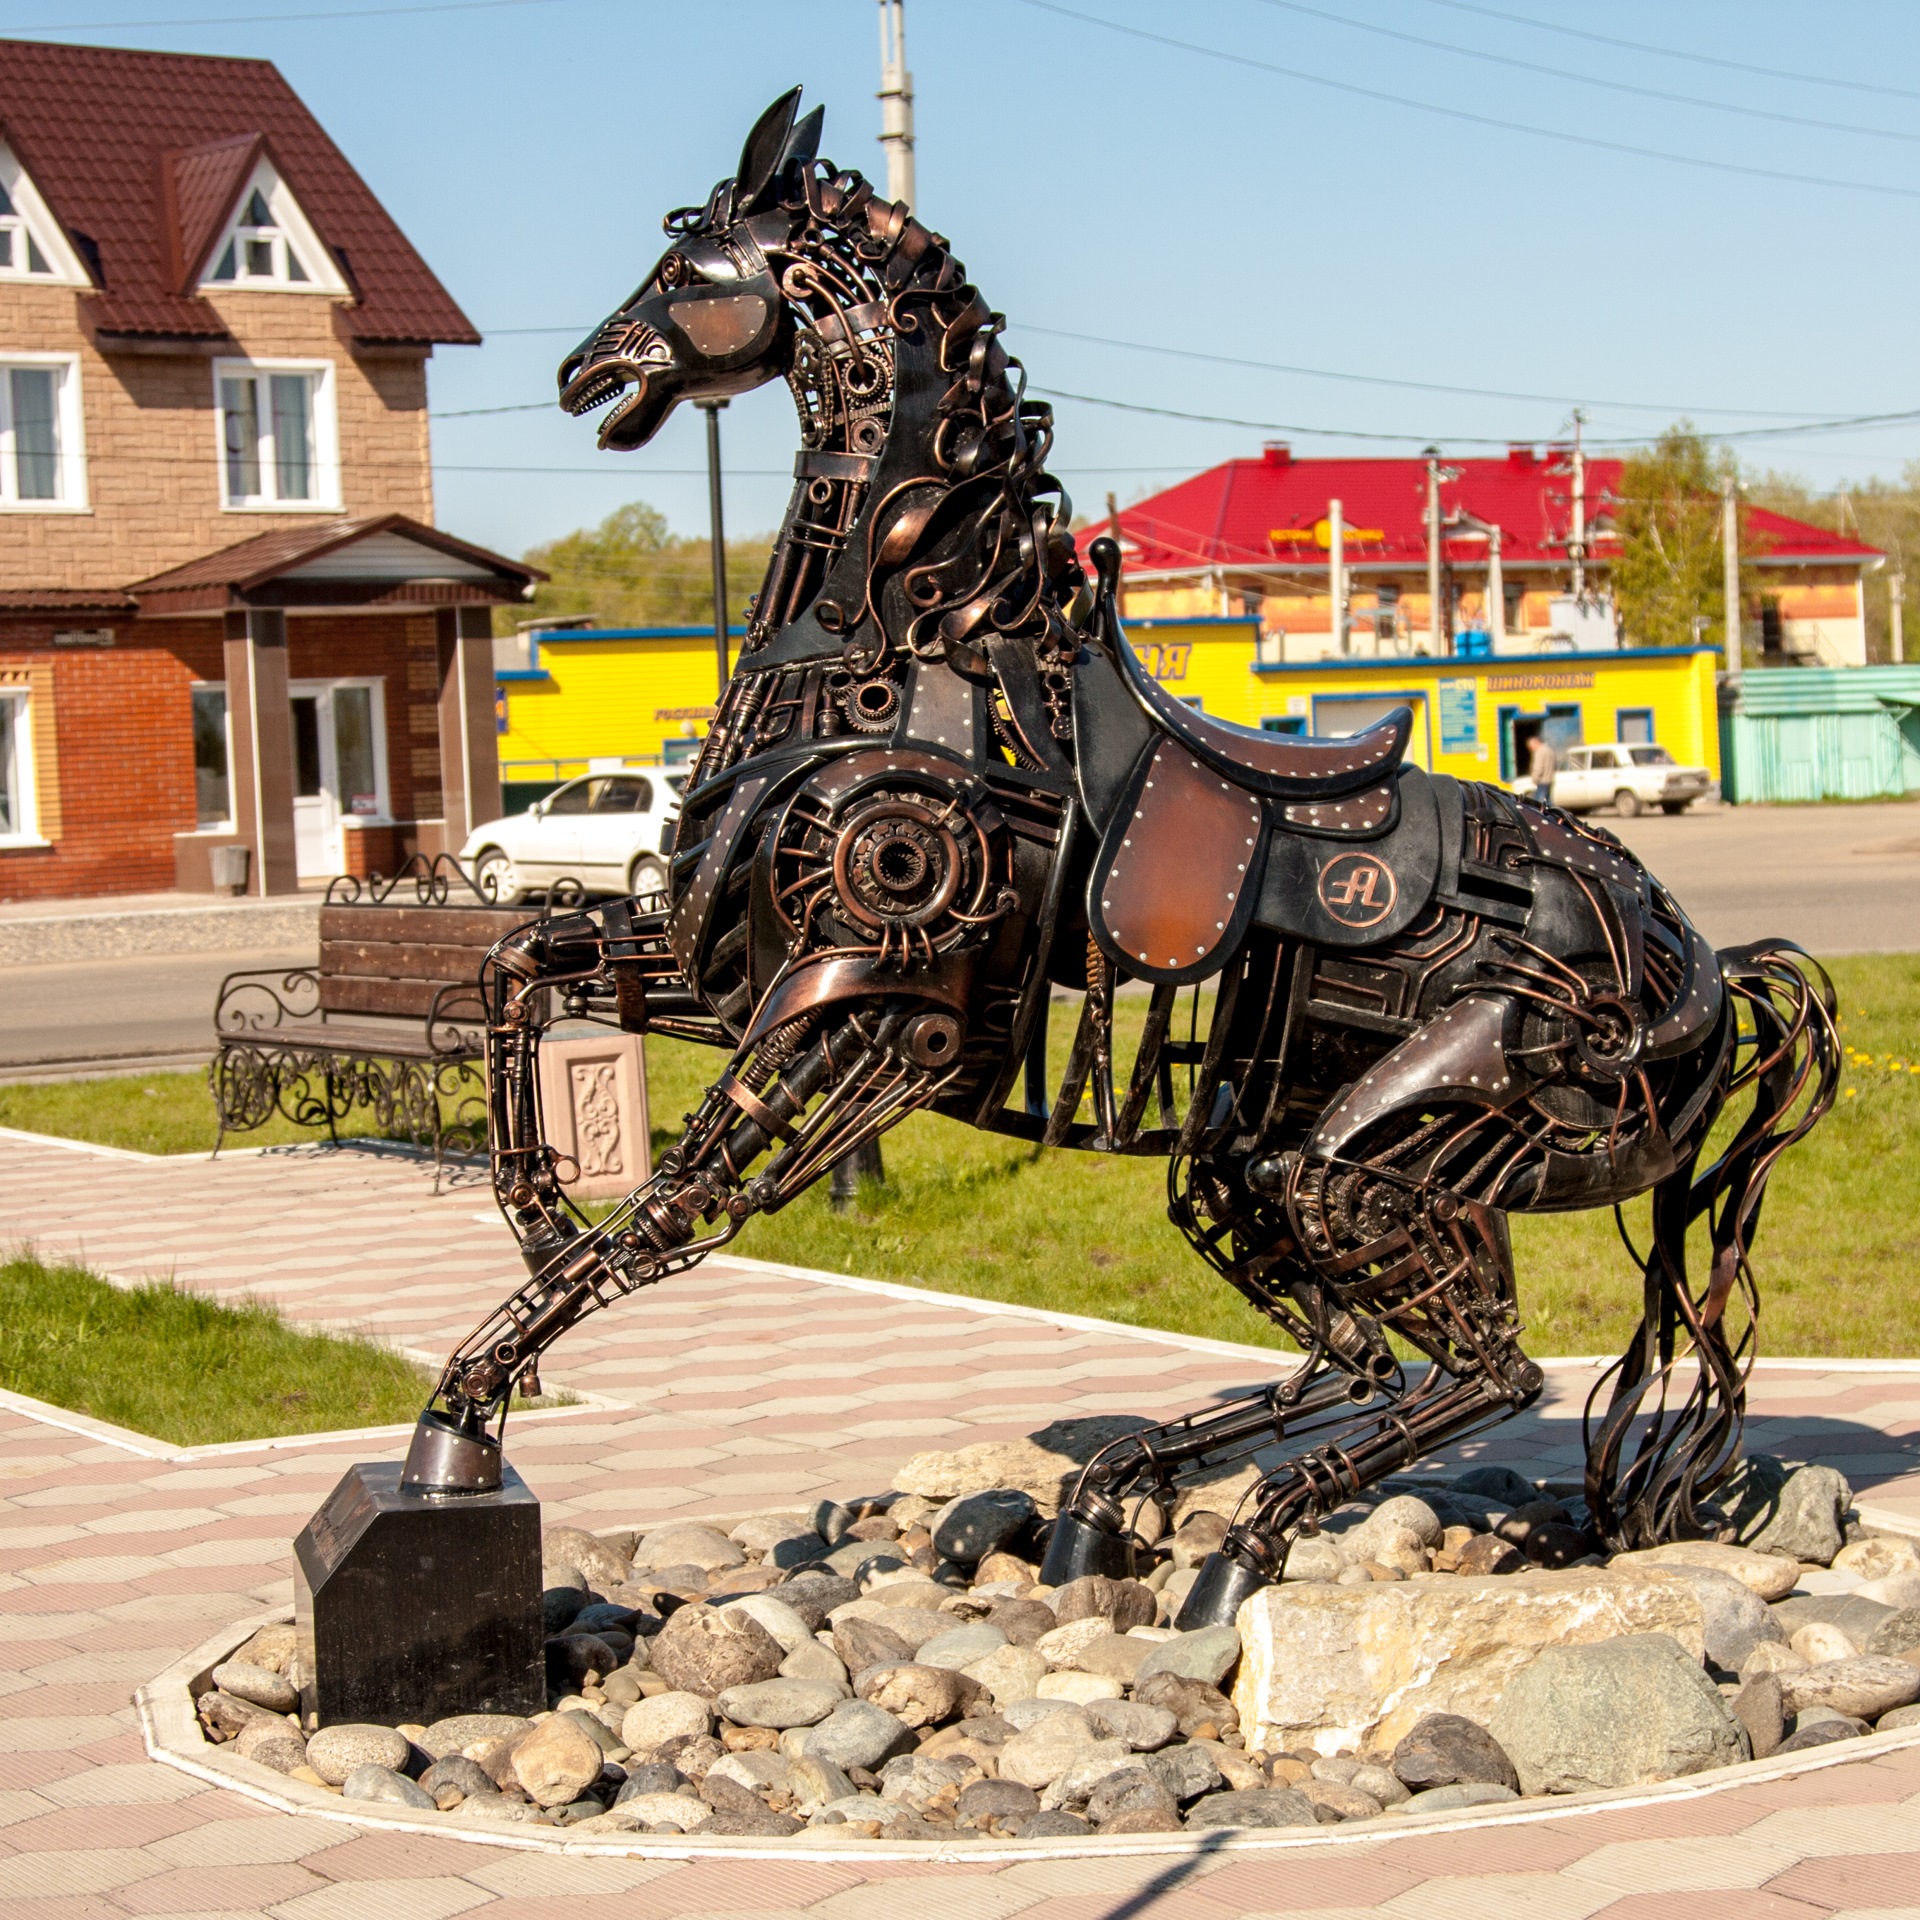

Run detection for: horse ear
[[734, 88, 802, 215], [781, 104, 824, 175]]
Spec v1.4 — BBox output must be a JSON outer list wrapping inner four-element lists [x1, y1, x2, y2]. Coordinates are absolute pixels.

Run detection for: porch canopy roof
[[129, 514, 543, 616]]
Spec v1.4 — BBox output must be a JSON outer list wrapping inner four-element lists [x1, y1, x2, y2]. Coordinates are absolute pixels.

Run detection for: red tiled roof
[[1088, 449, 1883, 577], [0, 37, 477, 345]]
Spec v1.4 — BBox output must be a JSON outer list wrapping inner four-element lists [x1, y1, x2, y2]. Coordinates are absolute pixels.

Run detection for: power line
[[1017, 0, 1920, 203], [1420, 0, 1920, 107], [1256, 0, 1920, 147], [3, 0, 566, 29]]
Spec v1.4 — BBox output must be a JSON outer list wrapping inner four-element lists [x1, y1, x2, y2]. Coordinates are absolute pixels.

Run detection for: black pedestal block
[[294, 1461, 544, 1728]]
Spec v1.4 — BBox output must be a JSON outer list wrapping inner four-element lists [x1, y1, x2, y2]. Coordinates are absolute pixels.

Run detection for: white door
[[289, 680, 387, 880], [574, 773, 655, 886]]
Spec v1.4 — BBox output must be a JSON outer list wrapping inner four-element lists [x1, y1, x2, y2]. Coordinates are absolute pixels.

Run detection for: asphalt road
[[0, 946, 312, 1078], [0, 800, 1912, 1079]]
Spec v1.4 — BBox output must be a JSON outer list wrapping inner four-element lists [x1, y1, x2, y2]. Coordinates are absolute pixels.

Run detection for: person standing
[[1527, 732, 1558, 806]]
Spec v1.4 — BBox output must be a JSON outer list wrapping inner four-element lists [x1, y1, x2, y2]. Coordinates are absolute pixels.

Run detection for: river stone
[[1389, 1712, 1518, 1792], [1037, 1742, 1137, 1810], [649, 1603, 784, 1696], [892, 1417, 1157, 1517], [929, 1488, 1034, 1565], [231, 1622, 299, 1674], [1234, 1565, 1707, 1755], [417, 1756, 495, 1808], [1077, 1700, 1171, 1753], [637, 1524, 744, 1574], [1053, 1575, 1159, 1633], [197, 1690, 279, 1740], [1880, 1702, 1920, 1731], [544, 1524, 632, 1589], [1732, 1673, 1786, 1759], [988, 1598, 1059, 1646], [1451, 1465, 1536, 1505], [1086, 1766, 1181, 1831], [716, 1678, 843, 1730], [342, 1763, 436, 1810], [610, 1790, 704, 1831], [1778, 1716, 1867, 1754], [802, 1699, 912, 1771], [1637, 1564, 1788, 1671], [1612, 1541, 1801, 1603], [699, 1808, 806, 1837], [997, 1707, 1100, 1787], [720, 1594, 814, 1655], [1035, 1615, 1115, 1669], [1277, 1536, 1344, 1583], [306, 1723, 411, 1786], [729, 1512, 816, 1554], [955, 1777, 1040, 1832], [1858, 1571, 1920, 1611], [1490, 1633, 1747, 1794], [783, 1752, 856, 1814], [856, 1662, 984, 1728], [231, 1720, 308, 1774], [1133, 1672, 1239, 1740], [1036, 1670, 1123, 1705], [1782, 1655, 1920, 1721], [1185, 1787, 1319, 1830], [621, 1691, 711, 1754], [964, 1643, 1050, 1706], [825, 1537, 907, 1578], [1792, 1622, 1860, 1665], [210, 1659, 298, 1714], [1397, 1781, 1520, 1814], [832, 1616, 915, 1674], [1455, 1534, 1525, 1577], [1074, 1633, 1152, 1686], [869, 1608, 950, 1651], [1834, 1534, 1920, 1580], [1726, 1459, 1852, 1566], [778, 1640, 851, 1692], [1348, 1495, 1445, 1551], [1135, 1624, 1240, 1687], [1139, 1742, 1222, 1805], [1865, 1607, 1920, 1657], [509, 1714, 605, 1808], [917, 1623, 1007, 1670]]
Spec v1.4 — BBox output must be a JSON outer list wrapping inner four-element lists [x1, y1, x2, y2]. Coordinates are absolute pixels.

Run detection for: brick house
[[0, 38, 537, 899]]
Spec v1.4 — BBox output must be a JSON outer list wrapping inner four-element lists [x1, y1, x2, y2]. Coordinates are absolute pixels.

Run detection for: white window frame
[[212, 357, 340, 512], [197, 160, 347, 296], [0, 143, 90, 287], [0, 689, 44, 848], [0, 352, 87, 512], [190, 680, 236, 832]]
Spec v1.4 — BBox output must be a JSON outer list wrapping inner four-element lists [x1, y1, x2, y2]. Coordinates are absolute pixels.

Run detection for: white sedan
[[460, 770, 684, 904], [1551, 744, 1713, 818]]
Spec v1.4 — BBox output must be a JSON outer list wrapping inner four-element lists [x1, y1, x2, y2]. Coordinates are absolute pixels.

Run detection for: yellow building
[[1128, 616, 1721, 785], [495, 625, 737, 800], [493, 617, 1721, 803]]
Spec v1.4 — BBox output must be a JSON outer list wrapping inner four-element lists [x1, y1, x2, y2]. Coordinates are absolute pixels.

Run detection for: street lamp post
[[697, 398, 730, 698]]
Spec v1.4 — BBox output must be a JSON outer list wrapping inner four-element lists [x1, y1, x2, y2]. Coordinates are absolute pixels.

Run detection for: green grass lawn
[[3, 957, 1915, 1361], [0, 1253, 432, 1446]]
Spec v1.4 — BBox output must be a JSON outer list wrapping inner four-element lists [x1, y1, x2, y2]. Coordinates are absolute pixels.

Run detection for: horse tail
[[1584, 940, 1841, 1549]]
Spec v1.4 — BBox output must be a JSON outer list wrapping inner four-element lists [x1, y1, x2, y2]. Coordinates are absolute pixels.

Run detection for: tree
[[514, 501, 774, 632], [1609, 424, 1755, 652]]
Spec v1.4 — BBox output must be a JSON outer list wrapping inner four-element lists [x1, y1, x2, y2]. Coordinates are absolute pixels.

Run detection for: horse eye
[[658, 253, 692, 290]]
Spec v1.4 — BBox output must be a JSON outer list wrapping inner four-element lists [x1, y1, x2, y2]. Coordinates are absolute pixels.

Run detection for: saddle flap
[[1089, 740, 1266, 984], [1113, 632, 1410, 799]]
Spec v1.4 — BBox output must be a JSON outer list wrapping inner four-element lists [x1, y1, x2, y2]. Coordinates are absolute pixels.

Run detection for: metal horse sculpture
[[403, 91, 1839, 1629]]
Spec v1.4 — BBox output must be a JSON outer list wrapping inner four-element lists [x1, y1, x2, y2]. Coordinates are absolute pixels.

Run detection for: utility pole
[[1568, 408, 1589, 603], [1721, 472, 1742, 689], [1423, 448, 1443, 653], [697, 399, 730, 698], [1328, 498, 1346, 655], [1893, 570, 1907, 664], [1487, 523, 1506, 648], [877, 0, 915, 209]]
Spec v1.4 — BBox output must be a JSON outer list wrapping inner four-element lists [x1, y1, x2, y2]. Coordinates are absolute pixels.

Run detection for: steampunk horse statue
[[403, 91, 1838, 1628]]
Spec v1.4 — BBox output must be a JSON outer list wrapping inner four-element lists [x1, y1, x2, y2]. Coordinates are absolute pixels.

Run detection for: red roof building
[[0, 39, 533, 900], [1092, 444, 1882, 670]]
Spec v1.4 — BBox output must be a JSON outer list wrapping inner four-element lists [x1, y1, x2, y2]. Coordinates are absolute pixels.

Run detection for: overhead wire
[[1419, 0, 1920, 107], [1252, 0, 1920, 147], [1015, 0, 1920, 203]]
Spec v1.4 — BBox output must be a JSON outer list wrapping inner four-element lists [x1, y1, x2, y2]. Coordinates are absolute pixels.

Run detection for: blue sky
[[13, 0, 1920, 554]]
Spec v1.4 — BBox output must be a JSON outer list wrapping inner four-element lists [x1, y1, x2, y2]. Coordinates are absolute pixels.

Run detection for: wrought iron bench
[[210, 858, 531, 1189]]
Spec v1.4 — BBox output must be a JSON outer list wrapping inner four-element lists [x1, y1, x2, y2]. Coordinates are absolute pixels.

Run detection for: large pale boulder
[[1232, 1566, 1706, 1755], [1611, 1542, 1800, 1603], [891, 1417, 1155, 1516]]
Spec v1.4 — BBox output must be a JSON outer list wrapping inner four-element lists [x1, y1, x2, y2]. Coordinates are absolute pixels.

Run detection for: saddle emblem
[[1318, 851, 1398, 928]]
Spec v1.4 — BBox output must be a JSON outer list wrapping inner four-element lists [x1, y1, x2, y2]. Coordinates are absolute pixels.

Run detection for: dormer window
[[197, 160, 345, 295], [209, 185, 313, 286], [0, 145, 87, 286]]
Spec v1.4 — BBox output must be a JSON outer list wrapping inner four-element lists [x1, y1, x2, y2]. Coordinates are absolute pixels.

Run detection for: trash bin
[[210, 843, 251, 896]]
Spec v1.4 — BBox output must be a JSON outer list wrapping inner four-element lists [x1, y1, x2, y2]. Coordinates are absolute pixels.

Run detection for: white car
[[1550, 744, 1712, 818], [460, 770, 684, 903]]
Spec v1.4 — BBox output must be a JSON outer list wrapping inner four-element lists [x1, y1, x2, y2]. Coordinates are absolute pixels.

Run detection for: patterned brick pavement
[[3, 1128, 1920, 1919]]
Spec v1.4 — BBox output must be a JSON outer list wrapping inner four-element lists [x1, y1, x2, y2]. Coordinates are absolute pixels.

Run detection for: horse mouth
[[559, 359, 635, 420]]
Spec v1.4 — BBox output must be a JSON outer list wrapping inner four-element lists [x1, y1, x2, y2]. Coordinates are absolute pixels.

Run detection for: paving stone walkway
[[2, 1130, 1919, 1919]]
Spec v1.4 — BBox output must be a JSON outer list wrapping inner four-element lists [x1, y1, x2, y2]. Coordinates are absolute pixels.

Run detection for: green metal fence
[[1719, 666, 1920, 804]]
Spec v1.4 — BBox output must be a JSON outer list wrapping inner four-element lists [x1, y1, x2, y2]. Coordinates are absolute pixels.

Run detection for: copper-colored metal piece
[[406, 90, 1840, 1622]]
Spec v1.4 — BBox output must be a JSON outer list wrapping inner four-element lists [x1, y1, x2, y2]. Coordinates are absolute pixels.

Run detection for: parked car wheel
[[1613, 789, 1642, 818], [626, 853, 668, 898], [474, 847, 517, 902]]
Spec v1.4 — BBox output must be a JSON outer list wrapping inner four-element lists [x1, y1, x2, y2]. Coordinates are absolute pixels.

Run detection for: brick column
[[436, 604, 502, 848], [224, 608, 300, 896]]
